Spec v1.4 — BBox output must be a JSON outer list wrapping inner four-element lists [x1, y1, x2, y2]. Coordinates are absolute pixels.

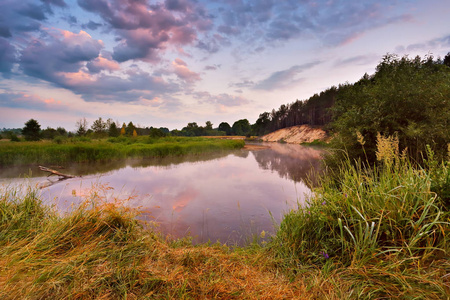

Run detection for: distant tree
[[232, 119, 251, 136], [41, 126, 58, 139], [132, 129, 138, 137], [444, 52, 450, 67], [56, 127, 67, 136], [91, 117, 107, 135], [126, 122, 135, 136], [22, 119, 41, 141], [75, 118, 88, 136], [149, 127, 167, 137], [182, 122, 200, 136], [218, 122, 232, 135], [205, 121, 213, 130], [108, 122, 119, 137], [120, 123, 126, 135]]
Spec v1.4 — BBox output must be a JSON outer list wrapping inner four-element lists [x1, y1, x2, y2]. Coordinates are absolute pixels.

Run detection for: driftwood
[[39, 166, 76, 179]]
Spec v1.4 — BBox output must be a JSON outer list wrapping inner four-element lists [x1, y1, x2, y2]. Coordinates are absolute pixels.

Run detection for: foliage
[[108, 121, 120, 137], [218, 122, 232, 135], [22, 119, 41, 141], [268, 135, 450, 298], [232, 119, 251, 136], [331, 54, 450, 164], [253, 87, 336, 136], [75, 118, 88, 136]]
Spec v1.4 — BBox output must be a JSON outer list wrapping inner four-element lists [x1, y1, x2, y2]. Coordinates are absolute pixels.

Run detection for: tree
[[205, 121, 213, 130], [41, 126, 58, 139], [126, 122, 135, 136], [56, 127, 67, 136], [91, 117, 107, 135], [120, 123, 126, 135], [218, 122, 232, 135], [75, 118, 88, 136], [22, 119, 41, 141], [331, 54, 450, 163], [108, 122, 119, 137], [444, 52, 450, 68], [132, 129, 138, 137], [232, 119, 251, 136]]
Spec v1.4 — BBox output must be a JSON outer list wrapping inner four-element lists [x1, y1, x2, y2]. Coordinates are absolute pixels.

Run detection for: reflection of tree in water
[[251, 145, 323, 186], [1, 149, 240, 179]]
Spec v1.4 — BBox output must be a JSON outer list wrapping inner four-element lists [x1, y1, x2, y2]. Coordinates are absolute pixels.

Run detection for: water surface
[[0, 143, 323, 245]]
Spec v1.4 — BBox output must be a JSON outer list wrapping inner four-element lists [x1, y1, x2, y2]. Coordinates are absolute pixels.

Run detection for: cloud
[[194, 91, 251, 107], [335, 54, 379, 67], [396, 34, 450, 54], [0, 38, 17, 77], [0, 1, 48, 37], [82, 20, 103, 31], [172, 58, 201, 83], [0, 92, 67, 111], [86, 55, 120, 73], [229, 80, 255, 89], [78, 0, 213, 63], [20, 30, 103, 81], [41, 0, 67, 8], [253, 61, 321, 90], [211, 0, 414, 47], [204, 64, 220, 71]]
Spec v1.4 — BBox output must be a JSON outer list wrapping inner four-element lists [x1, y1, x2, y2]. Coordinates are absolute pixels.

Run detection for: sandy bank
[[261, 125, 328, 144]]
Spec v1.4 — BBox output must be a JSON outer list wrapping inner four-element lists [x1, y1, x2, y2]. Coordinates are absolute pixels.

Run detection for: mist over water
[[0, 143, 323, 245]]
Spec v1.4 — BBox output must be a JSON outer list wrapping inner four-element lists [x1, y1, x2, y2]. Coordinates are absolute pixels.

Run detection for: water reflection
[[251, 143, 324, 186], [0, 143, 323, 245]]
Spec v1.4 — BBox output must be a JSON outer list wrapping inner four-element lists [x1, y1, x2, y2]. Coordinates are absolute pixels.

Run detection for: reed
[[268, 134, 450, 298], [0, 137, 244, 166]]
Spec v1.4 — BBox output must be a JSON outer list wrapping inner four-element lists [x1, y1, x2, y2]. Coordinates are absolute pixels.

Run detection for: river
[[0, 142, 323, 245]]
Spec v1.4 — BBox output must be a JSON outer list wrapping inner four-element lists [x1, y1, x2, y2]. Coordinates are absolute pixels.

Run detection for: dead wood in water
[[39, 166, 76, 179]]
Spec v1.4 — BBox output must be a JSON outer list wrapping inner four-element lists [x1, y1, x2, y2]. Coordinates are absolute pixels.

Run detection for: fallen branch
[[39, 166, 76, 179]]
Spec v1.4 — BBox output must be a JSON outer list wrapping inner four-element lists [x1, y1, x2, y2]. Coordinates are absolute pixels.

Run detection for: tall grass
[[268, 134, 450, 298], [0, 137, 244, 166], [0, 184, 311, 299]]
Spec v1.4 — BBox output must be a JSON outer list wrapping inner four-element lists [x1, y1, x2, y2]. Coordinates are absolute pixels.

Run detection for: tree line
[[3, 117, 255, 142]]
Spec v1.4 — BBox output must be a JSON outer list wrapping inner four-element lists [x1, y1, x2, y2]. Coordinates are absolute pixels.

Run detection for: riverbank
[[1, 137, 449, 299], [261, 125, 328, 144], [0, 136, 245, 166]]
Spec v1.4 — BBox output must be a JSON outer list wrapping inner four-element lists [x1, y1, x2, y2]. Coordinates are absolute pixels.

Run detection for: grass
[[0, 136, 245, 166], [0, 184, 308, 299], [268, 136, 450, 299], [1, 134, 449, 299]]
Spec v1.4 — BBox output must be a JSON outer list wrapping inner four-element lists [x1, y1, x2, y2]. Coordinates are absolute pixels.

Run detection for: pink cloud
[[172, 58, 200, 83]]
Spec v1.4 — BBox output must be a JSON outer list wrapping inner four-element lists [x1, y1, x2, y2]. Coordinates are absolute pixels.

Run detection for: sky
[[0, 0, 449, 132]]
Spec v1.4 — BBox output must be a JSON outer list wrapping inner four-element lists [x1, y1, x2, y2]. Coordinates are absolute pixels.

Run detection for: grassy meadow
[[0, 134, 449, 299], [0, 136, 245, 166]]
